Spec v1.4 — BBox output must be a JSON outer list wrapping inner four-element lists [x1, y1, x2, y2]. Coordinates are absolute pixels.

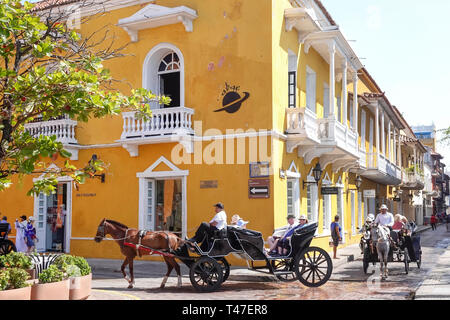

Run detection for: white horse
[[371, 224, 390, 279]]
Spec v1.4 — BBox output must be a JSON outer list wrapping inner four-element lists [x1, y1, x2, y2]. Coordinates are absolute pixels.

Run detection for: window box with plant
[[0, 268, 32, 300], [31, 265, 70, 300], [54, 254, 92, 300]]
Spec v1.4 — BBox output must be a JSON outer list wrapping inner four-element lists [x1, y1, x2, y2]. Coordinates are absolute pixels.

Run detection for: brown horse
[[94, 218, 184, 289]]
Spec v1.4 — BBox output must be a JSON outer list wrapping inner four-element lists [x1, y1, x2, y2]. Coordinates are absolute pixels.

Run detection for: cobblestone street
[[88, 224, 449, 300]]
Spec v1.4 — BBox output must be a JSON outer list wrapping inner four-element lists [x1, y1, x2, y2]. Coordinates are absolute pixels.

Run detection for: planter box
[[31, 279, 70, 300], [0, 286, 32, 300], [69, 273, 92, 300]]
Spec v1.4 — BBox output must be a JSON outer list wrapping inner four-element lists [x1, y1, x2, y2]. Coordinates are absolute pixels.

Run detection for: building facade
[[0, 0, 429, 262]]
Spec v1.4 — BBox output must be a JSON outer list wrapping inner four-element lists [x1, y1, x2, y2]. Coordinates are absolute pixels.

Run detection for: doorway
[[34, 182, 72, 253]]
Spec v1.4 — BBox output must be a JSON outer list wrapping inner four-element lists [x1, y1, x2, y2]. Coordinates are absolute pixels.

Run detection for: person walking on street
[[25, 217, 38, 253], [331, 215, 342, 260], [14, 215, 28, 252], [430, 213, 437, 231], [0, 215, 11, 239]]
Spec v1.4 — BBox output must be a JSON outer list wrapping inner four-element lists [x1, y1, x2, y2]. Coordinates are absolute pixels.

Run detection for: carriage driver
[[187, 203, 227, 244], [374, 204, 394, 230]]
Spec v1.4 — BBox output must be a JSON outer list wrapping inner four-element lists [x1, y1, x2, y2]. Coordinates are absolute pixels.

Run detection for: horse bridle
[[96, 220, 107, 239]]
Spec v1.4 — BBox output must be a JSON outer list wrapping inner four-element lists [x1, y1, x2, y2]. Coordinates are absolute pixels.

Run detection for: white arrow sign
[[251, 188, 268, 194]]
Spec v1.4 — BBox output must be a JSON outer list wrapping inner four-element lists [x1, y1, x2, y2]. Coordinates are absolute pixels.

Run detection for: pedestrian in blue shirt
[[331, 215, 342, 259]]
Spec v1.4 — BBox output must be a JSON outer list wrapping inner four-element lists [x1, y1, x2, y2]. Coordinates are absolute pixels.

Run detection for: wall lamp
[[89, 154, 106, 183], [303, 163, 323, 189], [348, 175, 363, 191]]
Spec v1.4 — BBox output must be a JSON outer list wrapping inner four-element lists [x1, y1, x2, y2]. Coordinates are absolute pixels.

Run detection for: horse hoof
[[160, 285, 165, 289], [128, 285, 134, 289]]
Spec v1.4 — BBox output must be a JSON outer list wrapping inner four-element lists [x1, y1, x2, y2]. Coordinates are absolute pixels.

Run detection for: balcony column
[[388, 121, 392, 162], [414, 148, 417, 174], [328, 41, 336, 119], [381, 110, 385, 156], [397, 129, 401, 167], [352, 72, 358, 131], [342, 60, 348, 127], [375, 105, 380, 165], [393, 130, 397, 165]]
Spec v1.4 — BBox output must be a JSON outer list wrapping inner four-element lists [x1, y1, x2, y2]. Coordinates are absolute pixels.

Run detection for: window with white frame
[[306, 67, 316, 113], [358, 192, 363, 229], [322, 194, 331, 233], [351, 191, 356, 235], [287, 179, 300, 218], [307, 185, 312, 221]]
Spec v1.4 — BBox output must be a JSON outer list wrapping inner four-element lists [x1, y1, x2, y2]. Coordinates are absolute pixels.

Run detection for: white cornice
[[117, 4, 198, 42]]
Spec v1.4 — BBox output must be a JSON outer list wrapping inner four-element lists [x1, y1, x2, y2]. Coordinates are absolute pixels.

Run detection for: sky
[[322, 0, 450, 165]]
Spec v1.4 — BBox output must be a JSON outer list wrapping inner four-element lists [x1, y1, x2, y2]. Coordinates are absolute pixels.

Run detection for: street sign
[[249, 179, 270, 199], [363, 189, 376, 198], [321, 187, 339, 195], [249, 162, 270, 178]]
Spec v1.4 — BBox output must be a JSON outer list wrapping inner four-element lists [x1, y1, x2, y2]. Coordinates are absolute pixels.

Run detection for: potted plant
[[0, 252, 35, 279], [54, 254, 92, 300], [0, 268, 32, 300], [31, 265, 69, 300]]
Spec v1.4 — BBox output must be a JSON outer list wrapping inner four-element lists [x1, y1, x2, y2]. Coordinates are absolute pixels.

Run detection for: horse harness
[[126, 229, 174, 258]]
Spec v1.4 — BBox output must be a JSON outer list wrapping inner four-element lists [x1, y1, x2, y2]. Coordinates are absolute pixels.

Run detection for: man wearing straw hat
[[374, 204, 394, 230]]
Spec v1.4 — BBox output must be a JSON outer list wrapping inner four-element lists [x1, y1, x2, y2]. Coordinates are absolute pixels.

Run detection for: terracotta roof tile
[[313, 0, 337, 26], [31, 0, 81, 12]]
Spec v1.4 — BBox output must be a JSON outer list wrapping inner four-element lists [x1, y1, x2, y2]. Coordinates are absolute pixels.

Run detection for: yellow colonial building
[[0, 0, 424, 264]]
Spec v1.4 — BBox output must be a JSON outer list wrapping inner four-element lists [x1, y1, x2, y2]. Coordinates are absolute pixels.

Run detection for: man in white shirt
[[187, 203, 227, 243], [374, 204, 394, 230]]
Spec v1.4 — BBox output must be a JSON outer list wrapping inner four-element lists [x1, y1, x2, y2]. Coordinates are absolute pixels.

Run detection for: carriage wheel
[[215, 258, 230, 283], [271, 259, 296, 282], [0, 240, 16, 255], [404, 250, 409, 274], [294, 247, 332, 288], [189, 257, 224, 292]]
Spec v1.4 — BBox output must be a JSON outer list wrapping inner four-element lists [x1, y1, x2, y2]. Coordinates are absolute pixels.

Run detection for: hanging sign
[[249, 179, 270, 199], [363, 189, 376, 198], [321, 187, 339, 195]]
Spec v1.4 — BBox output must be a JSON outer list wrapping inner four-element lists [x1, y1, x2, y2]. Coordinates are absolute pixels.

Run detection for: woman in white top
[[14, 215, 28, 252]]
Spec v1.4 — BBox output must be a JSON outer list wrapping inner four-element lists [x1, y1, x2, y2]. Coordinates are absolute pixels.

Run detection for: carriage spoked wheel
[[404, 251, 409, 274], [271, 259, 296, 282], [189, 257, 224, 292], [0, 240, 16, 255], [294, 247, 332, 288], [215, 257, 230, 283]]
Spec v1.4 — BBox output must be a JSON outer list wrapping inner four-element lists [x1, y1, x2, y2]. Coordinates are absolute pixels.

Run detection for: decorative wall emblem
[[214, 82, 250, 113]]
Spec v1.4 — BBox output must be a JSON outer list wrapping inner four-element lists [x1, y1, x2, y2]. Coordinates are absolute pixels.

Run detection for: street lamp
[[303, 162, 323, 189], [89, 154, 106, 183], [348, 175, 362, 191]]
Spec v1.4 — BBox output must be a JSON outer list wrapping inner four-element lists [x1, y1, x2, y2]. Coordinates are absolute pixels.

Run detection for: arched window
[[143, 44, 185, 109]]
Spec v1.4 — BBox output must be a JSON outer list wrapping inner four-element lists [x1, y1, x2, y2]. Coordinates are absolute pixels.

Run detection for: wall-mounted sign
[[214, 82, 250, 114], [200, 180, 218, 189], [363, 189, 376, 198], [321, 187, 339, 195], [249, 179, 270, 199], [76, 193, 97, 197], [249, 162, 270, 178]]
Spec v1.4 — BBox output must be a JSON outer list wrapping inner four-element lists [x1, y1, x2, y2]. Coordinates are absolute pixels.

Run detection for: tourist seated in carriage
[[229, 214, 249, 229], [267, 214, 298, 253], [270, 215, 308, 256]]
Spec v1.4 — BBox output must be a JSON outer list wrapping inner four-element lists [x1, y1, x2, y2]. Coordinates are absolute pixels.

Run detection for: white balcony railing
[[402, 170, 425, 187], [286, 107, 319, 140], [121, 107, 194, 139], [318, 118, 358, 157], [25, 118, 78, 144]]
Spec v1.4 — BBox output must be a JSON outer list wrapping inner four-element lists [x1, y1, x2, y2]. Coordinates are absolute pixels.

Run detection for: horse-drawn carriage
[[176, 222, 333, 292], [0, 223, 16, 256], [360, 222, 422, 276], [95, 219, 333, 292]]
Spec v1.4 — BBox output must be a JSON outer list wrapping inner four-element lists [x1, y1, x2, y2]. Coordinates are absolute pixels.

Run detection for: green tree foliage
[[0, 0, 169, 194]]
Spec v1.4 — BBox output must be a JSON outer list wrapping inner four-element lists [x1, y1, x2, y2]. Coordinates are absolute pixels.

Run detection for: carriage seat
[[212, 228, 227, 240]]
